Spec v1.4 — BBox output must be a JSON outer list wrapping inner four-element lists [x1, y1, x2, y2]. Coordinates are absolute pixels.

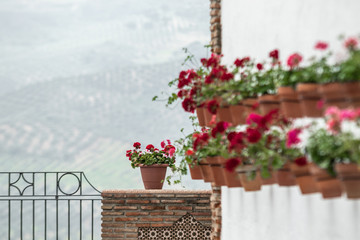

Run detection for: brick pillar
[[210, 183, 221, 240], [210, 1, 222, 239], [210, 0, 222, 55]]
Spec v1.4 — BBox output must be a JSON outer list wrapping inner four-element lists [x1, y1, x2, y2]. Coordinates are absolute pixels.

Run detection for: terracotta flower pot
[[199, 158, 214, 183], [140, 164, 168, 190], [196, 107, 206, 127], [342, 81, 360, 108], [217, 106, 234, 123], [258, 94, 280, 115], [188, 164, 203, 180], [277, 86, 303, 118], [310, 165, 343, 199], [296, 83, 323, 117], [237, 166, 261, 191], [260, 169, 277, 185], [243, 98, 259, 117], [203, 108, 215, 127], [335, 163, 360, 199], [217, 157, 242, 188], [290, 163, 318, 194], [276, 163, 296, 186], [207, 156, 226, 186], [229, 103, 246, 125], [318, 82, 350, 109]]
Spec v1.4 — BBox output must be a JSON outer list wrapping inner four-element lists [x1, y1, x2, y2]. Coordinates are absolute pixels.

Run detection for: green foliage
[[337, 50, 360, 82], [306, 129, 360, 176]]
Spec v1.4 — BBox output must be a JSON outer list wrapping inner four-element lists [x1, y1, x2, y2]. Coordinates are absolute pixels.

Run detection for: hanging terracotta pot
[[335, 163, 360, 199], [139, 164, 168, 189], [290, 163, 318, 194], [310, 165, 343, 199], [296, 83, 323, 117], [237, 166, 262, 191], [243, 98, 259, 117], [276, 162, 296, 186], [199, 158, 214, 183], [196, 107, 206, 127], [217, 106, 233, 123], [258, 94, 280, 115], [203, 108, 215, 127], [260, 168, 277, 185], [188, 163, 203, 180], [277, 86, 303, 118], [218, 157, 242, 187], [229, 103, 246, 125], [318, 82, 350, 109], [207, 156, 226, 186], [342, 81, 360, 108]]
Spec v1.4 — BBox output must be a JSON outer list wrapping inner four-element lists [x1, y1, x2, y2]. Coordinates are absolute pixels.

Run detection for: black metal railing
[[0, 172, 101, 240]]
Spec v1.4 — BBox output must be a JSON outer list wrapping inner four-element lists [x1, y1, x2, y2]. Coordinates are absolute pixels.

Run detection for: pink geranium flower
[[287, 53, 302, 69], [315, 41, 328, 50], [339, 109, 357, 121], [286, 128, 302, 147]]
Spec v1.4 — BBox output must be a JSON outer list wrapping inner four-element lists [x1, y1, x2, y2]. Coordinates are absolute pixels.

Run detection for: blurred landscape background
[[0, 0, 211, 190]]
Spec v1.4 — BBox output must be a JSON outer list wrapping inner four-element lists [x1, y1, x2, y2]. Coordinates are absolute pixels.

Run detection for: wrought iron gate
[[0, 172, 101, 240]]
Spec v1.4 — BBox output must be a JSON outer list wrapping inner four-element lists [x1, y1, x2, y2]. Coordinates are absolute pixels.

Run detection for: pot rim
[[139, 164, 169, 168]]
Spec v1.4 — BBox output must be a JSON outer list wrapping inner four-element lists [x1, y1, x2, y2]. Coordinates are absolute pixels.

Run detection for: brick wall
[[101, 190, 212, 240]]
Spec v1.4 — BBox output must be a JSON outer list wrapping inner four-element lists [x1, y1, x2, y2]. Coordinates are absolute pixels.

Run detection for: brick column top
[[102, 189, 212, 194]]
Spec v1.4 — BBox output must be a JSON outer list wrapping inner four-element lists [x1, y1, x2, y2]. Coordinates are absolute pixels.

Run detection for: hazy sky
[[0, 0, 211, 190]]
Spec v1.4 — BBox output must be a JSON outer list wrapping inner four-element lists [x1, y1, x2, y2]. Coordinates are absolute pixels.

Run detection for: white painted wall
[[222, 186, 360, 240], [222, 0, 360, 65], [221, 1, 360, 239]]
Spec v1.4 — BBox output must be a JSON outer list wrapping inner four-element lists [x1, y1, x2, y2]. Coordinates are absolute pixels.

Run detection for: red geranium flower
[[146, 144, 155, 151], [220, 72, 234, 81], [185, 149, 194, 156], [246, 128, 262, 143], [126, 150, 132, 157], [225, 158, 241, 172], [315, 41, 328, 50], [133, 142, 141, 149], [269, 49, 279, 60], [229, 132, 245, 151], [294, 156, 307, 166], [286, 128, 302, 147], [287, 53, 302, 69], [177, 89, 188, 98], [207, 99, 219, 114], [182, 98, 196, 113], [205, 53, 221, 68], [211, 121, 230, 137], [256, 63, 263, 71], [234, 57, 250, 68]]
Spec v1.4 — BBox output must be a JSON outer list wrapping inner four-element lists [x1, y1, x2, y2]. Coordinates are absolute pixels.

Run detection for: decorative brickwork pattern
[[101, 190, 212, 240], [138, 213, 211, 239], [210, 0, 221, 54]]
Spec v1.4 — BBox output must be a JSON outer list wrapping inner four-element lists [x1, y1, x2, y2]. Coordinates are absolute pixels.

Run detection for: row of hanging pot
[[196, 81, 360, 128], [183, 105, 360, 200], [167, 38, 360, 125]]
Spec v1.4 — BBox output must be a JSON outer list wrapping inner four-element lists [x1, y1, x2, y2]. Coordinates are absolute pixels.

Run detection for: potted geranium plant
[[306, 106, 360, 199], [192, 121, 232, 186], [126, 141, 176, 189], [336, 36, 360, 108]]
